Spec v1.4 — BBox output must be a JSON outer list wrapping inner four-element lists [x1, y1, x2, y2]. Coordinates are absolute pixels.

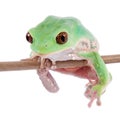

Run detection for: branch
[[0, 54, 120, 71]]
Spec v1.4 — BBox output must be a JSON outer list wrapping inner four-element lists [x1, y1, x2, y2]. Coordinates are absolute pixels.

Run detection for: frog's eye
[[26, 32, 33, 43], [56, 32, 68, 44]]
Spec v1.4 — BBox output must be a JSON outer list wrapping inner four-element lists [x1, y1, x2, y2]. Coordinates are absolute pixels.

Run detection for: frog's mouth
[[31, 48, 84, 63]]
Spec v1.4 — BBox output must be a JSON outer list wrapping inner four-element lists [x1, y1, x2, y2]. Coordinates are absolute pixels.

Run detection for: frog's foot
[[37, 69, 59, 92], [84, 85, 101, 107]]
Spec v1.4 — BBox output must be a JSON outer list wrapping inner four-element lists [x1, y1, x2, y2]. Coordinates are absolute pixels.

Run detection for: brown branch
[[102, 54, 120, 63], [0, 54, 120, 71]]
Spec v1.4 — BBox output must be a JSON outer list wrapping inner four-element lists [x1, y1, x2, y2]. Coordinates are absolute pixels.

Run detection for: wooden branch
[[102, 54, 120, 63], [0, 54, 120, 71]]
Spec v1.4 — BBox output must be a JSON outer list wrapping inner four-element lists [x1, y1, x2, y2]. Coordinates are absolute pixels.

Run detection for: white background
[[0, 0, 120, 120]]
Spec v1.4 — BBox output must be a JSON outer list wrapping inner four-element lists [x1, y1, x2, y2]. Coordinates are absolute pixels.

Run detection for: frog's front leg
[[79, 52, 112, 107], [37, 58, 59, 93]]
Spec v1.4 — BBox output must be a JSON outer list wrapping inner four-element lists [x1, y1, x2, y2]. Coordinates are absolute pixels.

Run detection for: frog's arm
[[78, 52, 112, 107], [37, 68, 59, 92]]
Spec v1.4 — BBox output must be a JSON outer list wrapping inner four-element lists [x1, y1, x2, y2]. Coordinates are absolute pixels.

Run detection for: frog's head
[[26, 16, 94, 55]]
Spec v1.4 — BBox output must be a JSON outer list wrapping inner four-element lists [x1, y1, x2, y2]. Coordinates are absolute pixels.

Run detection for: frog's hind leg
[[37, 69, 59, 92], [79, 51, 111, 107]]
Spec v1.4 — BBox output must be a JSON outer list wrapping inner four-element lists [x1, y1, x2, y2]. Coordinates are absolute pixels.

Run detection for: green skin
[[27, 16, 111, 107]]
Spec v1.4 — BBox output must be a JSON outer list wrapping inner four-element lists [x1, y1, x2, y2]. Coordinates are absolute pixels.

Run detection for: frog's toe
[[84, 85, 92, 98], [96, 97, 101, 106], [88, 94, 101, 107]]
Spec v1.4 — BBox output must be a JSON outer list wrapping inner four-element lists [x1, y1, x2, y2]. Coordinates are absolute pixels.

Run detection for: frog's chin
[[31, 48, 84, 62], [31, 48, 74, 59]]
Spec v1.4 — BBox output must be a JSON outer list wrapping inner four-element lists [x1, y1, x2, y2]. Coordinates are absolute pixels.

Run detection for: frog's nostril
[[45, 44, 48, 47]]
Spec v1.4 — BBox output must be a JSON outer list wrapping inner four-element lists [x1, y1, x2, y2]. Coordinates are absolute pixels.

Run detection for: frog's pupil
[[61, 35, 65, 42]]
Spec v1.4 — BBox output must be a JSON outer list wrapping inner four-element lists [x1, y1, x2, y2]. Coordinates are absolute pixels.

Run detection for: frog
[[26, 15, 112, 107]]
